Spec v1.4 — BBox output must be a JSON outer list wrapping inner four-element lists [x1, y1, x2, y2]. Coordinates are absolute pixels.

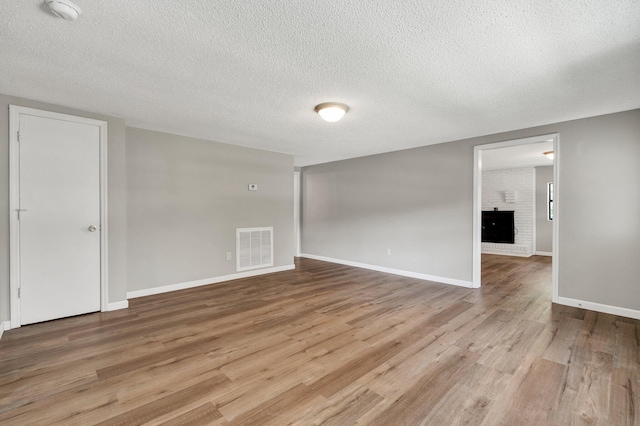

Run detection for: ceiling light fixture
[[543, 151, 554, 160], [46, 0, 82, 21], [314, 102, 349, 122]]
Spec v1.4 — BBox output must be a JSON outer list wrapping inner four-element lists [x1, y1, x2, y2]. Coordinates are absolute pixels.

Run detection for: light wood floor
[[1, 255, 638, 425]]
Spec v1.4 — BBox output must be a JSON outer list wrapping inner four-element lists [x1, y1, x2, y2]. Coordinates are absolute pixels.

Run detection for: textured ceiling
[[1, 1, 639, 166], [482, 140, 553, 171]]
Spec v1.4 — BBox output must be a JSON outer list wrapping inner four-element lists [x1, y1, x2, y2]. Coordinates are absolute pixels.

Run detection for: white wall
[[481, 168, 535, 257]]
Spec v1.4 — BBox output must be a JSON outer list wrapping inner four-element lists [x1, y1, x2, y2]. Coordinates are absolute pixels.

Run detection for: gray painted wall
[[126, 127, 294, 292], [0, 93, 128, 323], [302, 109, 640, 312], [558, 111, 640, 309], [535, 166, 553, 253], [302, 140, 474, 282]]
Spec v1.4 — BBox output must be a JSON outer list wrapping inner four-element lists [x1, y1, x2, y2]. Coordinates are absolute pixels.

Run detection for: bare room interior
[[1, 1, 639, 425]]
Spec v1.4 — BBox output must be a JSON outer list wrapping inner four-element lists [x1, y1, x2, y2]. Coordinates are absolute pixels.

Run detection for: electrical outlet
[[226, 252, 232, 261], [386, 248, 391, 256]]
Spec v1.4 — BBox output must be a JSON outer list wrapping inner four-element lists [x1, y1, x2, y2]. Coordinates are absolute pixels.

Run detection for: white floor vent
[[236, 227, 273, 272]]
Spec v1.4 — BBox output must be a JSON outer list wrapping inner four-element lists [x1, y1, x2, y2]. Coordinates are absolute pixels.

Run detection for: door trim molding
[[294, 171, 301, 257], [9, 106, 109, 329]]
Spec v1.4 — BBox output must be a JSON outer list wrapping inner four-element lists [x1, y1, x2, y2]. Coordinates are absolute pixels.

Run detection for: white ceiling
[[482, 140, 554, 171], [1, 1, 639, 166]]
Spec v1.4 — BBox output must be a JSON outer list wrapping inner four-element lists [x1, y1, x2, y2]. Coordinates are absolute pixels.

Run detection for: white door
[[15, 110, 102, 325]]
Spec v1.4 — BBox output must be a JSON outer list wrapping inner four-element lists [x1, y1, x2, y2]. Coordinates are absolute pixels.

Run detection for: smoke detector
[[46, 0, 82, 21]]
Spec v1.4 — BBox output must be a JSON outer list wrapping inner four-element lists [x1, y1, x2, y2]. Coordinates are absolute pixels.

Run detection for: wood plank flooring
[[1, 255, 638, 425]]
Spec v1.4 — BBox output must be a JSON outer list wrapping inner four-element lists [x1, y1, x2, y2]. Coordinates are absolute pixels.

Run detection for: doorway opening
[[473, 134, 559, 302]]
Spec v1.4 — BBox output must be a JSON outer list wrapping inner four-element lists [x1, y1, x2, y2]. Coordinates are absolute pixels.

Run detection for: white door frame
[[293, 171, 301, 257], [9, 106, 109, 328], [472, 133, 560, 302]]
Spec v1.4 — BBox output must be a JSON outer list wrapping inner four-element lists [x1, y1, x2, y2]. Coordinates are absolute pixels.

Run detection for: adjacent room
[[1, 1, 639, 424]]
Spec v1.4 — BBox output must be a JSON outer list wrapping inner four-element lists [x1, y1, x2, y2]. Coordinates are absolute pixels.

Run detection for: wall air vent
[[236, 227, 273, 272]]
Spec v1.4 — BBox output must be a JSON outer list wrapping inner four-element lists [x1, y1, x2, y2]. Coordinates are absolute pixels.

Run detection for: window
[[547, 182, 554, 220]]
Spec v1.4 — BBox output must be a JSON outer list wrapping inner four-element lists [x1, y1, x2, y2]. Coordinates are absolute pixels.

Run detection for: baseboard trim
[[481, 251, 532, 258], [535, 251, 553, 257], [107, 300, 129, 311], [300, 253, 474, 288], [127, 264, 296, 299], [0, 321, 10, 340], [556, 296, 640, 320]]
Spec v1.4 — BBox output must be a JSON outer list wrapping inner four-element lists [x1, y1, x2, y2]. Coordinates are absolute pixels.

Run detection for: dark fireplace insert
[[482, 210, 515, 244]]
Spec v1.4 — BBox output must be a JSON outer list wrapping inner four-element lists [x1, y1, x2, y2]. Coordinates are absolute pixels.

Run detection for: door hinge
[[16, 209, 27, 220], [17, 131, 21, 142], [18, 288, 21, 298]]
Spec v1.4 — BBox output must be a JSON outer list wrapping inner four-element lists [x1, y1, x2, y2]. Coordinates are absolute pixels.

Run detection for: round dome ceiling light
[[46, 0, 82, 21], [315, 102, 349, 122]]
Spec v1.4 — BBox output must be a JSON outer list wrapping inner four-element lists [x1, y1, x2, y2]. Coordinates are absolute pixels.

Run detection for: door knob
[[88, 225, 98, 232]]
